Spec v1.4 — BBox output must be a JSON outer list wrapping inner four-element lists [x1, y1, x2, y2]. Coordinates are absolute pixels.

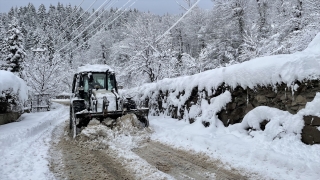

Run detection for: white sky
[[0, 0, 213, 15]]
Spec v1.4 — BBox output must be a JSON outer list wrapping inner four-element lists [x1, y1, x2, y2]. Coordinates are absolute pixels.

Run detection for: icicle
[[285, 88, 287, 99], [246, 89, 249, 105]]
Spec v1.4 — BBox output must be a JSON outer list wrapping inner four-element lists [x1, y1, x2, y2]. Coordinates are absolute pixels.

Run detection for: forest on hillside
[[0, 0, 320, 96]]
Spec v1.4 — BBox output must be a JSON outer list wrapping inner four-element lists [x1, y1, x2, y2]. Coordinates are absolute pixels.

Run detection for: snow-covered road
[[0, 103, 69, 180], [1, 102, 320, 180]]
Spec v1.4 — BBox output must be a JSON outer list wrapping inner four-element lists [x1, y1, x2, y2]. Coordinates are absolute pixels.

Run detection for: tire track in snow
[[133, 141, 248, 180], [49, 120, 136, 180]]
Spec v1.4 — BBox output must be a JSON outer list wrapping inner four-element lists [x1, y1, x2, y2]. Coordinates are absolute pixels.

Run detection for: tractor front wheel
[[70, 100, 85, 138]]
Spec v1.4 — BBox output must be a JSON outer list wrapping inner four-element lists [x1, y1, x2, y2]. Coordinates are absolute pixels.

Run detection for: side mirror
[[89, 76, 93, 83]]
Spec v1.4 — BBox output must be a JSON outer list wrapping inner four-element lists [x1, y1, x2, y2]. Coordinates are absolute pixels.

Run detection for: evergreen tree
[[0, 24, 6, 65], [37, 4, 47, 30], [1, 17, 26, 77], [8, 7, 15, 20]]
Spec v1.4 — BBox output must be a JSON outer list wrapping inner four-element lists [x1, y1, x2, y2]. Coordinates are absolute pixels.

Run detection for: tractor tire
[[69, 106, 72, 130], [135, 114, 149, 128], [70, 100, 86, 138]]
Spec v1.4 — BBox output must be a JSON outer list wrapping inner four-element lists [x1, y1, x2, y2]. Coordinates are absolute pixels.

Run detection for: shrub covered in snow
[[0, 70, 28, 113]]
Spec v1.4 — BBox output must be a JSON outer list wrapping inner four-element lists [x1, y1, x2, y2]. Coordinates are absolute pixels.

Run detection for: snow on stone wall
[[0, 70, 28, 114], [126, 32, 320, 117], [124, 33, 320, 144], [0, 70, 28, 102]]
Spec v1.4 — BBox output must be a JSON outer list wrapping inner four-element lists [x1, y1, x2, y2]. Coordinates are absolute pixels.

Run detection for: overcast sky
[[0, 0, 213, 15]]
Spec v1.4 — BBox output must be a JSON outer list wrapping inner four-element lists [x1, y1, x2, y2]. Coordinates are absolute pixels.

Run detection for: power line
[[54, 0, 99, 42], [57, 0, 86, 31], [54, 0, 111, 43], [86, 0, 113, 20], [57, 0, 126, 53], [57, 0, 111, 52], [126, 0, 200, 64], [69, 0, 114, 37], [68, 1, 135, 54], [155, 0, 200, 43], [69, 0, 199, 58], [121, 19, 160, 54]]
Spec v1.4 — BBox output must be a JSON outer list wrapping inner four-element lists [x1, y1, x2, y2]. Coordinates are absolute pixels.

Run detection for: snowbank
[[188, 91, 232, 128], [0, 70, 28, 102], [0, 103, 68, 180], [229, 93, 320, 140], [150, 94, 320, 179]]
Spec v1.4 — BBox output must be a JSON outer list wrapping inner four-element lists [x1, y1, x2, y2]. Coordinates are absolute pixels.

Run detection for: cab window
[[107, 74, 115, 90], [90, 73, 106, 89]]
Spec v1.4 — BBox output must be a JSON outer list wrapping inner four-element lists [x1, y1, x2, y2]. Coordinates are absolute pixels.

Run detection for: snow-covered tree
[[0, 0, 319, 91], [0, 16, 7, 63], [1, 17, 26, 77], [24, 50, 67, 96], [37, 4, 47, 30], [112, 13, 179, 87]]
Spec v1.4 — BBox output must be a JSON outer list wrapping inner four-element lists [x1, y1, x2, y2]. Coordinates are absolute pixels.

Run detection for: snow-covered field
[[0, 103, 69, 180]]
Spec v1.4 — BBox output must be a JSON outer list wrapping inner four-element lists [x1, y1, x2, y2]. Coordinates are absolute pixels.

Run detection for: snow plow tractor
[[70, 64, 149, 138]]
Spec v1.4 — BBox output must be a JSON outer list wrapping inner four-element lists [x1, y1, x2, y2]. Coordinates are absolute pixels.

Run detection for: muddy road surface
[[133, 141, 247, 180], [49, 121, 135, 180], [49, 118, 250, 180]]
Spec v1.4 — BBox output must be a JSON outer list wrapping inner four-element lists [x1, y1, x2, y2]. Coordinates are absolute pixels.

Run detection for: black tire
[[72, 100, 86, 113], [135, 114, 149, 127], [70, 100, 86, 138], [71, 116, 81, 138], [69, 105, 72, 130]]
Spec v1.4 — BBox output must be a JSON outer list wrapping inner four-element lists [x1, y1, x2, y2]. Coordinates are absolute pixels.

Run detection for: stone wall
[[141, 80, 320, 145], [0, 112, 21, 125], [302, 116, 320, 144], [0, 101, 22, 125], [218, 80, 319, 126]]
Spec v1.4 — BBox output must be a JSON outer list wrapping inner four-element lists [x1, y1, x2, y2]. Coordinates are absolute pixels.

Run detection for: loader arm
[[75, 108, 149, 128]]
